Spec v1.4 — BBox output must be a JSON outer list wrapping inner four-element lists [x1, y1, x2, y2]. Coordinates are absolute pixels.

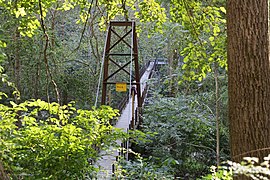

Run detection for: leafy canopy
[[170, 0, 226, 81]]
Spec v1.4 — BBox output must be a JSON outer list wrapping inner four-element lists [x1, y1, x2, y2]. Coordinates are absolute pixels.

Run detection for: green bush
[[113, 153, 174, 180], [0, 98, 125, 179], [202, 155, 270, 179], [134, 94, 229, 179]]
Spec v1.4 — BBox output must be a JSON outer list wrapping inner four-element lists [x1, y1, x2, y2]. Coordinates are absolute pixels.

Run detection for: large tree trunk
[[227, 0, 270, 166]]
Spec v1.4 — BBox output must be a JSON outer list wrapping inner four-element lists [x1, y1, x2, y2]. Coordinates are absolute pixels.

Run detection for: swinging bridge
[[95, 21, 162, 179]]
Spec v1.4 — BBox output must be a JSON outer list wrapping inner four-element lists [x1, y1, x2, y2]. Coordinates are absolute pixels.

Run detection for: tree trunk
[[14, 28, 21, 94], [0, 161, 9, 180], [227, 0, 270, 166]]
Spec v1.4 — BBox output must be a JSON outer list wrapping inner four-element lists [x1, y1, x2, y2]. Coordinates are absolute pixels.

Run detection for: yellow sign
[[116, 83, 127, 92]]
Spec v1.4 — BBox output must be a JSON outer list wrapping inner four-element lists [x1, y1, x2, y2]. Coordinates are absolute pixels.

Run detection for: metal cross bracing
[[101, 21, 142, 108]]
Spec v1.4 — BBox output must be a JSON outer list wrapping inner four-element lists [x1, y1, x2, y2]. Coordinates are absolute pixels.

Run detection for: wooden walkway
[[96, 62, 154, 179]]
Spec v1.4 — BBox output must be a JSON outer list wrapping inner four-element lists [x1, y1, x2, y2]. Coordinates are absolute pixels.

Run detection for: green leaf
[[0, 41, 6, 48], [209, 36, 215, 42], [15, 7, 27, 18], [220, 7, 226, 13]]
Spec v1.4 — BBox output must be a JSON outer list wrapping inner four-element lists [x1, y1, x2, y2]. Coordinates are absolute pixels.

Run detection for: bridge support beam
[[101, 21, 142, 108]]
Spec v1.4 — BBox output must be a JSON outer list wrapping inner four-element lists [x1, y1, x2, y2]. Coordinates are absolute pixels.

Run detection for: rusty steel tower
[[101, 21, 142, 108]]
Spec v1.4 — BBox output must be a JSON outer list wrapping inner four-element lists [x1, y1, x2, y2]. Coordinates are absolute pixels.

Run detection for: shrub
[[0, 98, 125, 179], [202, 155, 270, 180], [134, 94, 229, 179]]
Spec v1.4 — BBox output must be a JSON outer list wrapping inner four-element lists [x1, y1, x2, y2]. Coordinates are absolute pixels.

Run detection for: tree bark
[[227, 0, 270, 166]]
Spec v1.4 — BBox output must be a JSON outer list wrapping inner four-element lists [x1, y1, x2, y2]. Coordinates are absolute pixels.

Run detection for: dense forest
[[0, 0, 270, 179]]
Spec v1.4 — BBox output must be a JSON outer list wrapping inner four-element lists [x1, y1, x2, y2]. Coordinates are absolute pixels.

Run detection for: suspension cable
[[129, 24, 133, 105], [126, 21, 134, 160], [94, 27, 109, 107]]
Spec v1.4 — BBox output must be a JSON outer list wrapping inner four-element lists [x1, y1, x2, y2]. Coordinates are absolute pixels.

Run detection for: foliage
[[203, 155, 270, 180], [170, 0, 227, 81], [97, 0, 167, 32], [1, 0, 166, 37], [134, 0, 167, 33], [113, 152, 174, 180], [134, 94, 229, 179], [0, 40, 6, 64], [0, 64, 20, 100], [0, 98, 125, 179], [203, 165, 233, 180]]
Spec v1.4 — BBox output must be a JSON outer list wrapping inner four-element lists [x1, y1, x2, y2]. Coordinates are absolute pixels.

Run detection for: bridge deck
[[97, 62, 154, 179]]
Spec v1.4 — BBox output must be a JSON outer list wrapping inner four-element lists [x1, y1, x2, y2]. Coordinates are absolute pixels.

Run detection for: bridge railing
[[141, 59, 157, 106], [139, 61, 151, 78], [116, 60, 153, 114], [117, 92, 129, 113]]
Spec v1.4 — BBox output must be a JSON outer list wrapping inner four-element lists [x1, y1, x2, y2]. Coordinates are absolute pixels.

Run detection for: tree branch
[[72, 0, 94, 52], [233, 147, 270, 159], [38, 0, 60, 104], [182, 0, 204, 47]]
